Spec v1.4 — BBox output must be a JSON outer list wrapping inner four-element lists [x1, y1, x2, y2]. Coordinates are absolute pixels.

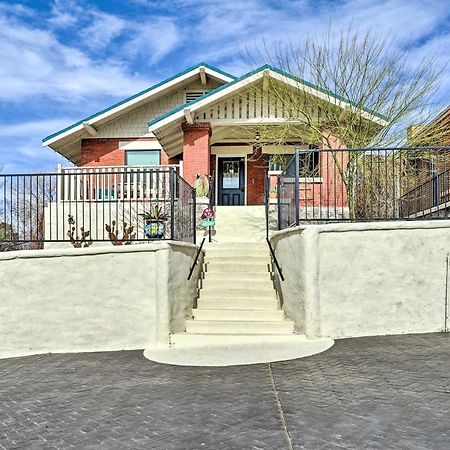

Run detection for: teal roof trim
[[42, 63, 237, 143], [148, 64, 389, 128]]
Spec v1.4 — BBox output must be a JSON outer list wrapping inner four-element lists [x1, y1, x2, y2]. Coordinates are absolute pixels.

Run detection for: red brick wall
[[319, 134, 348, 207], [246, 149, 268, 205], [80, 138, 168, 167], [182, 123, 211, 186]]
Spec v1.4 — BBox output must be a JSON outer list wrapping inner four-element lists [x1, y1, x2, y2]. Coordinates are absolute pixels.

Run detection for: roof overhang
[[149, 66, 389, 156], [42, 63, 235, 163]]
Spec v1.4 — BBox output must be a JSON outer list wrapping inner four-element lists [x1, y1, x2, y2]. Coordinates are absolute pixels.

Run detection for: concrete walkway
[[1, 333, 449, 449], [144, 335, 334, 366]]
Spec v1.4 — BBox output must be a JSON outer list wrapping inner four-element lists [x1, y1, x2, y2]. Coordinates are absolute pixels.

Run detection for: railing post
[[264, 174, 269, 240], [169, 167, 175, 240], [193, 188, 196, 245], [433, 173, 439, 208], [294, 147, 300, 226], [179, 160, 184, 178], [277, 175, 281, 230], [56, 164, 62, 203]]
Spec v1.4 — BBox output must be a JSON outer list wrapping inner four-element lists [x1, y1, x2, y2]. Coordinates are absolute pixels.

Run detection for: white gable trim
[[43, 65, 234, 148], [149, 69, 388, 133]]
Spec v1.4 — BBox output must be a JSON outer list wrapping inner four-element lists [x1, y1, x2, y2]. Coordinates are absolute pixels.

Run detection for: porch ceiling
[[156, 121, 317, 158]]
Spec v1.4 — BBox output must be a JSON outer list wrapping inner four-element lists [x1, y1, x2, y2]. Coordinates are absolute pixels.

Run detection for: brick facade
[[81, 138, 168, 167], [79, 133, 348, 208], [182, 123, 211, 186], [247, 149, 268, 205]]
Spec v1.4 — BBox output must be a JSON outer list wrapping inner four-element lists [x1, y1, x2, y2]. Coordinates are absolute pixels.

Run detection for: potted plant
[[269, 188, 277, 199], [141, 205, 168, 239]]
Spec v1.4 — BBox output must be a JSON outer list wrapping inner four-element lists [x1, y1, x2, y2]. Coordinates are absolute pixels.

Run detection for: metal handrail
[[267, 237, 284, 281], [187, 237, 206, 280], [401, 167, 450, 199]]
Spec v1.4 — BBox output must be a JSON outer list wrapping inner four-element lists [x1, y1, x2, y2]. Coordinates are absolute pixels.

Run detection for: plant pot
[[269, 192, 277, 199], [144, 220, 165, 239]]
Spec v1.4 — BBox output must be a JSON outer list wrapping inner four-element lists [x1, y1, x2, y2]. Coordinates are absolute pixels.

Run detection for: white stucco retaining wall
[[0, 242, 201, 359], [271, 221, 450, 338]]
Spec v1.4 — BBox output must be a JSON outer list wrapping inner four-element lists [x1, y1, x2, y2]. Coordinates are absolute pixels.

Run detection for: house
[[43, 63, 387, 213]]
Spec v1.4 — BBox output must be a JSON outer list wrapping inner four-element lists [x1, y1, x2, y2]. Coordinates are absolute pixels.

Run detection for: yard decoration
[[195, 173, 210, 197], [201, 207, 215, 229], [67, 215, 92, 248], [105, 221, 134, 245], [141, 205, 168, 239]]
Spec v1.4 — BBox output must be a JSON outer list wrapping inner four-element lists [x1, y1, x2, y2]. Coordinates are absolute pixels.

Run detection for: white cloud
[[48, 0, 83, 28], [123, 18, 180, 63], [0, 9, 149, 102], [0, 1, 182, 103], [0, 119, 76, 137], [81, 11, 126, 51]]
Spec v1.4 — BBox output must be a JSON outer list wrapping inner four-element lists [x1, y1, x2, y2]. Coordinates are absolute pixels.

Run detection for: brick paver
[[1, 333, 449, 449]]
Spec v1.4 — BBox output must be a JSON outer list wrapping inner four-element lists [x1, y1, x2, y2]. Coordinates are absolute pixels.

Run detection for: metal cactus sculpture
[[105, 221, 134, 245], [67, 215, 92, 248]]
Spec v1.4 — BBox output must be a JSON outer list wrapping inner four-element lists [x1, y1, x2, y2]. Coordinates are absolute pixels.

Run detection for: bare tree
[[237, 28, 448, 218], [243, 27, 447, 149]]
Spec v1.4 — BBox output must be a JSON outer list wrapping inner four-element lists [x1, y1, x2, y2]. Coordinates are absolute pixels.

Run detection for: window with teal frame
[[126, 150, 161, 166]]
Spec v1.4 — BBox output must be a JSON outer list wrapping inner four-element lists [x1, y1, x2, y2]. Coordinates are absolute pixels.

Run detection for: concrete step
[[200, 288, 277, 300], [205, 256, 268, 265], [197, 298, 279, 310], [201, 279, 274, 291], [170, 332, 307, 347], [206, 262, 269, 273], [202, 271, 272, 283], [193, 309, 285, 321], [206, 249, 268, 258], [185, 319, 295, 334], [204, 242, 266, 249]]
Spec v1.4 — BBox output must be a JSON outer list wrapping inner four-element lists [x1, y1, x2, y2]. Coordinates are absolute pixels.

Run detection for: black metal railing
[[209, 171, 215, 208], [187, 237, 206, 280], [0, 168, 196, 250], [273, 146, 450, 231], [401, 167, 450, 217]]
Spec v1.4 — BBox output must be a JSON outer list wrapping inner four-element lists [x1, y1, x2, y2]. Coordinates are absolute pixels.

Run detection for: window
[[126, 150, 160, 166], [185, 91, 208, 103], [222, 160, 240, 189], [269, 146, 320, 177], [298, 149, 320, 178], [268, 154, 292, 171]]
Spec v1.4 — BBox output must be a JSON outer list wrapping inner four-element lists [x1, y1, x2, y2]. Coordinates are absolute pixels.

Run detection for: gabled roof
[[42, 63, 236, 147], [148, 64, 389, 132]]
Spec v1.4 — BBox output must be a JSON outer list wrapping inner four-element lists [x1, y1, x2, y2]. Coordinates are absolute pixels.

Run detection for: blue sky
[[1, 0, 450, 173]]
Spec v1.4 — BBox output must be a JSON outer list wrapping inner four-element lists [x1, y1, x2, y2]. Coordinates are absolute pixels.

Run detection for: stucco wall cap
[[270, 220, 450, 243], [0, 240, 198, 261]]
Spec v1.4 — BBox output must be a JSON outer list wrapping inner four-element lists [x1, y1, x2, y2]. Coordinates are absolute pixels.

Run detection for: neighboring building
[[402, 106, 450, 217], [43, 63, 386, 208]]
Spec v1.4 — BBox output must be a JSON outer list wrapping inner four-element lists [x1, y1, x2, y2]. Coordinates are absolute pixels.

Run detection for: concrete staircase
[[171, 206, 296, 347], [171, 241, 295, 346], [146, 206, 334, 365]]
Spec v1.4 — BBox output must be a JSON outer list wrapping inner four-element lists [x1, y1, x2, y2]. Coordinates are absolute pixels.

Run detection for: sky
[[0, 0, 450, 173]]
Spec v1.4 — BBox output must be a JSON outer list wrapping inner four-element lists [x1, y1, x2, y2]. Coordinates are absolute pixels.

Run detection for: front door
[[218, 157, 245, 205]]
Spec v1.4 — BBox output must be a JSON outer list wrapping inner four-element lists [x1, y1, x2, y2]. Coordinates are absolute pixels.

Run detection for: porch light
[[255, 130, 260, 141]]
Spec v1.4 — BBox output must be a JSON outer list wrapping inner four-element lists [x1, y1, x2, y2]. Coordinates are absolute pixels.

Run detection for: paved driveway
[[1, 333, 449, 449]]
